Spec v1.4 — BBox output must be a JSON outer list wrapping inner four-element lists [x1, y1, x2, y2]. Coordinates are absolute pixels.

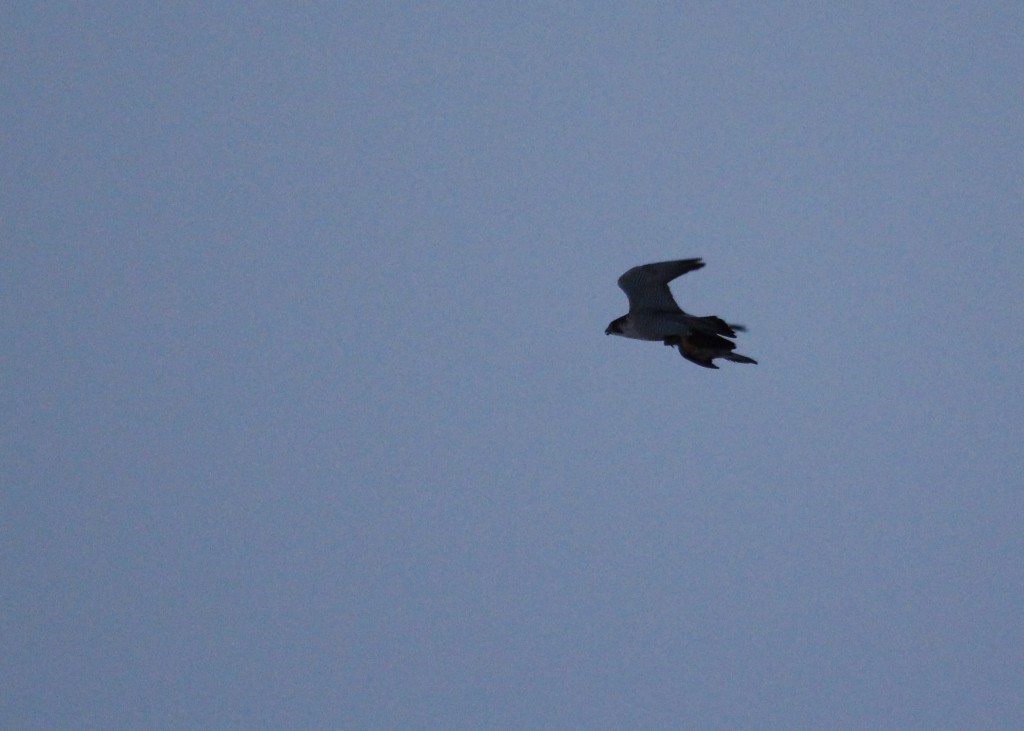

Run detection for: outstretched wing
[[617, 258, 704, 314]]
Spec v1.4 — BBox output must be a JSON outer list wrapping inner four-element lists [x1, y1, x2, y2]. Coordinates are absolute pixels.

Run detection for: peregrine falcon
[[605, 258, 757, 369]]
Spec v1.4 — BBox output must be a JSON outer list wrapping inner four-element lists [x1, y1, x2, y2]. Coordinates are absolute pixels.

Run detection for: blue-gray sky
[[4, 3, 1023, 729]]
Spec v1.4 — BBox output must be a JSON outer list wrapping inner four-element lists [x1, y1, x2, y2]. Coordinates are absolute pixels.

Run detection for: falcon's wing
[[617, 258, 704, 314]]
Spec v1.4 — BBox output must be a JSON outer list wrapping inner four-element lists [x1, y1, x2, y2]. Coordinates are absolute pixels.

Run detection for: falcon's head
[[605, 316, 627, 336]]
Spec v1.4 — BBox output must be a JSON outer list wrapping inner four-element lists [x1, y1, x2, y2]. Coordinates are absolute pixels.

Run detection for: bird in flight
[[606, 258, 757, 369]]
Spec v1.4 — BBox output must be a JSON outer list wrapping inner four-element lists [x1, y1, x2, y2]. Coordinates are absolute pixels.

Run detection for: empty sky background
[[4, 3, 1023, 729]]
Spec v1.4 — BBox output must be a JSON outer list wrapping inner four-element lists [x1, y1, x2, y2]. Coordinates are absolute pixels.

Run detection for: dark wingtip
[[729, 354, 758, 365]]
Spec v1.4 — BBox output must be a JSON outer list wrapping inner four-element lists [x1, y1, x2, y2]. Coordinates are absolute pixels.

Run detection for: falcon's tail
[[690, 315, 745, 338], [669, 331, 759, 369]]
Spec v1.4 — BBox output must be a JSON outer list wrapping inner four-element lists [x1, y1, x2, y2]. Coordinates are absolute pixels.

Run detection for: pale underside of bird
[[605, 258, 758, 369]]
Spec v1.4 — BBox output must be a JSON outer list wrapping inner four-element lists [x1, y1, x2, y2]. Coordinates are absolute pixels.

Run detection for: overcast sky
[[4, 3, 1023, 729]]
